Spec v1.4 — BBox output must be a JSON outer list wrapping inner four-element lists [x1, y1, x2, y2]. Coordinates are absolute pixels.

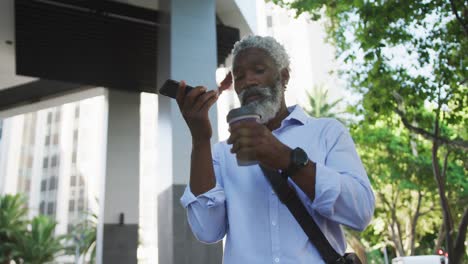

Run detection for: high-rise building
[[0, 97, 105, 247]]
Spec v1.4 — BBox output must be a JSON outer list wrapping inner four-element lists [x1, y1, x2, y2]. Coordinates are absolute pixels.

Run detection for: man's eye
[[255, 69, 265, 74], [235, 75, 244, 81]]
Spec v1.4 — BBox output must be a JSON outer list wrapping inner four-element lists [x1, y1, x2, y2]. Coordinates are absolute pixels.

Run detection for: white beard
[[237, 80, 283, 124]]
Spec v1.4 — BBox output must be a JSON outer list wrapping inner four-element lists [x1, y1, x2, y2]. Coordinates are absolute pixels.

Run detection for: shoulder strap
[[260, 165, 346, 264]]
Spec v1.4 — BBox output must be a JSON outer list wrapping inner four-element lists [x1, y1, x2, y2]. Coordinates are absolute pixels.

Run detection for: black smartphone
[[158, 79, 195, 99]]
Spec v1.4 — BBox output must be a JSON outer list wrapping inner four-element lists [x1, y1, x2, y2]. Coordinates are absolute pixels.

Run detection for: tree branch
[[410, 191, 423, 255], [395, 108, 468, 151], [449, 0, 468, 36], [419, 203, 436, 216], [452, 207, 468, 263], [434, 224, 446, 252], [441, 150, 450, 184]]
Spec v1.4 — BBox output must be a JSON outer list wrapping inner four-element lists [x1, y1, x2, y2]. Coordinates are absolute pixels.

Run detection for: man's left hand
[[227, 121, 291, 170]]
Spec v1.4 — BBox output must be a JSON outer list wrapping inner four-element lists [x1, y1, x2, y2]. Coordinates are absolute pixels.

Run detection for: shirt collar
[[282, 105, 309, 126]]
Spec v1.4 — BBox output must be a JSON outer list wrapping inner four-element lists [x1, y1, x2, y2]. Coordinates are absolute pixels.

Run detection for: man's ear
[[280, 68, 290, 88]]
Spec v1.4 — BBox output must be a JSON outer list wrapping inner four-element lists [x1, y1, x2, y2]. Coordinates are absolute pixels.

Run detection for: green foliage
[[67, 210, 97, 263], [0, 194, 28, 263], [351, 117, 443, 256], [13, 216, 67, 264], [272, 0, 467, 135], [273, 0, 467, 261], [0, 194, 68, 264], [303, 84, 346, 122]]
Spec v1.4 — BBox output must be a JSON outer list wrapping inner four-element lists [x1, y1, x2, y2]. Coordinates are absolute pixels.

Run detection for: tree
[[68, 210, 97, 263], [0, 194, 28, 264], [0, 194, 68, 264], [351, 117, 452, 260], [14, 216, 68, 264], [272, 1, 467, 263], [304, 84, 345, 122]]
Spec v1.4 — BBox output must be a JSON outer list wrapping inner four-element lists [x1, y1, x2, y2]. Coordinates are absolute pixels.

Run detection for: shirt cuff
[[180, 184, 226, 209]]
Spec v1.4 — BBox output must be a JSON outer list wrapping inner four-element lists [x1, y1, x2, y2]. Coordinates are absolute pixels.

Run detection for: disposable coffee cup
[[227, 107, 261, 166]]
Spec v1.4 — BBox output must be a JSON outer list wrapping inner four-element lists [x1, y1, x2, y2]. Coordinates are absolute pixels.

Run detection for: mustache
[[238, 86, 272, 104]]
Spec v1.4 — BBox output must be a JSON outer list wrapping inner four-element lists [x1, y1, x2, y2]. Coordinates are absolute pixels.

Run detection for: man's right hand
[[176, 81, 219, 143]]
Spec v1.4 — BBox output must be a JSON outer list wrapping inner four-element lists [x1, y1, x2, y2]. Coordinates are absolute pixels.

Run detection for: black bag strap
[[260, 165, 347, 264]]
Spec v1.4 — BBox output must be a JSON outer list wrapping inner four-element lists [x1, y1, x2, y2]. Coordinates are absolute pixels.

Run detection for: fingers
[[181, 86, 206, 112], [230, 137, 256, 153], [235, 147, 256, 162], [227, 127, 261, 145], [175, 80, 220, 115], [228, 122, 264, 143], [193, 90, 218, 112], [186, 86, 207, 102], [227, 123, 266, 157], [229, 121, 261, 132], [200, 92, 219, 113], [176, 80, 186, 110]]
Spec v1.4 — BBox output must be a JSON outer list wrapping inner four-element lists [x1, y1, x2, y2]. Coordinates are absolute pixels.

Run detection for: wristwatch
[[282, 147, 309, 178]]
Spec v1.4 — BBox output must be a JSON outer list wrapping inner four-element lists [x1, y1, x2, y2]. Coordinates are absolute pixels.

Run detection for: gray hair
[[231, 35, 290, 71]]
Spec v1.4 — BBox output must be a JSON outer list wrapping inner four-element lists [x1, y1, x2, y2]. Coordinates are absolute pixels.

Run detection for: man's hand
[[227, 121, 291, 170], [176, 81, 219, 143]]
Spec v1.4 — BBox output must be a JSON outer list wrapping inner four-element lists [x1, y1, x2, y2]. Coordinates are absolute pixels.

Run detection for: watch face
[[293, 147, 308, 166]]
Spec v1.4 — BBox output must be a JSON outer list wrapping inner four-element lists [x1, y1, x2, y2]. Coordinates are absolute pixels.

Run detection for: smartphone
[[158, 79, 195, 99]]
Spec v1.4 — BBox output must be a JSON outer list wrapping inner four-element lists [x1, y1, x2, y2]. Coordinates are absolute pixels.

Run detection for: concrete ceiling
[[0, 0, 249, 117]]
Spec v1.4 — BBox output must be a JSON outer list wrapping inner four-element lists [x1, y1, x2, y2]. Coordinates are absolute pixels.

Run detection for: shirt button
[[272, 221, 276, 226], [274, 257, 280, 262], [271, 190, 275, 195]]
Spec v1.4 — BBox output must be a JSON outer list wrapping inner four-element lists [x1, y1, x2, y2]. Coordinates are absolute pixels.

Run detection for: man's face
[[232, 48, 283, 124]]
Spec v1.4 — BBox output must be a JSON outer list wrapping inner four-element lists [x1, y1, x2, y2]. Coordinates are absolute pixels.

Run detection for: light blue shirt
[[180, 105, 375, 264]]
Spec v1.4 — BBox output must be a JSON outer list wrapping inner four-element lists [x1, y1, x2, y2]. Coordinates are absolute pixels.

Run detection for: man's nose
[[245, 72, 259, 86]]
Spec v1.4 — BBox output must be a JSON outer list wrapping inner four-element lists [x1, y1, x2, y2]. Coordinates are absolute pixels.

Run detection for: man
[[177, 35, 375, 263]]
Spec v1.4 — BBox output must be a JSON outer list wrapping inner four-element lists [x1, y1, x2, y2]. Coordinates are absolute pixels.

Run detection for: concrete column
[[97, 89, 141, 264], [55, 104, 74, 236], [156, 0, 222, 263], [0, 116, 23, 194]]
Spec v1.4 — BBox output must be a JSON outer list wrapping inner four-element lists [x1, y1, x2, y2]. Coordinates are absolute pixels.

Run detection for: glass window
[[70, 175, 76, 186], [47, 202, 55, 215], [72, 151, 77, 163], [40, 179, 47, 191], [53, 134, 59, 145], [47, 112, 52, 124], [69, 200, 75, 212], [25, 179, 31, 192], [49, 176, 57, 190], [67, 224, 74, 234], [51, 155, 58, 167], [55, 111, 61, 122], [77, 199, 84, 211], [42, 157, 48, 168], [27, 156, 33, 168], [39, 201, 45, 214], [267, 16, 273, 28], [45, 135, 50, 145]]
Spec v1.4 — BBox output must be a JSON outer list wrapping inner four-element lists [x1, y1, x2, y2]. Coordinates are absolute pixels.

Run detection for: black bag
[[260, 166, 362, 264]]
